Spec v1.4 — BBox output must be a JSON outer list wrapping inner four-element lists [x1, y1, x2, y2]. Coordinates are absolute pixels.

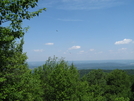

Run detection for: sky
[[21, 0, 134, 61]]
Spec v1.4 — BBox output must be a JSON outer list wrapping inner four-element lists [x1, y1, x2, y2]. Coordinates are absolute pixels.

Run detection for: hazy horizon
[[27, 59, 134, 62], [28, 59, 134, 70]]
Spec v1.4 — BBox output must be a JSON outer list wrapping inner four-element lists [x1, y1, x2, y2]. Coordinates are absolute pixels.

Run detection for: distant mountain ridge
[[74, 62, 134, 70], [28, 60, 134, 70]]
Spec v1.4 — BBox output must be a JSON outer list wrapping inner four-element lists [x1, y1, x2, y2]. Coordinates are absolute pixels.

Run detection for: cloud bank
[[115, 39, 132, 45]]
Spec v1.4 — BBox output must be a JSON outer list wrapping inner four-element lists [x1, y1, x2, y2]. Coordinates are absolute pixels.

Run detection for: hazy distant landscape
[[28, 59, 134, 70]]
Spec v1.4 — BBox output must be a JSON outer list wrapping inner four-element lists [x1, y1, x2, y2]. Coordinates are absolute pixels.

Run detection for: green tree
[[82, 69, 107, 101], [129, 75, 134, 101], [105, 69, 131, 101], [0, 0, 46, 100], [114, 97, 129, 101], [20, 69, 44, 101], [34, 57, 88, 101]]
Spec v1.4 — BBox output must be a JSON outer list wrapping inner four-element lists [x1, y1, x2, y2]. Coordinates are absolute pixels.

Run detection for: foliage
[[79, 69, 134, 78], [114, 97, 130, 101], [0, 0, 46, 100], [82, 69, 107, 101], [105, 69, 132, 101], [34, 57, 88, 101], [129, 75, 134, 101]]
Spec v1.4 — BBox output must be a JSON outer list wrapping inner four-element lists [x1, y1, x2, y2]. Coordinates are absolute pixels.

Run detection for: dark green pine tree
[[0, 0, 46, 100]]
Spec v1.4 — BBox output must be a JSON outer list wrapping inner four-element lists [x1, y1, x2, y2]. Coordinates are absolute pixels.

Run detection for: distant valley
[[28, 60, 134, 70]]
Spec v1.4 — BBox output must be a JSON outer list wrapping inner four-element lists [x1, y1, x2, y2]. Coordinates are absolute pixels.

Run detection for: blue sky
[[22, 0, 134, 61]]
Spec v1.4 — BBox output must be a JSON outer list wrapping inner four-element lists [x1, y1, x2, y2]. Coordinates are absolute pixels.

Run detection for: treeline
[[79, 69, 134, 77], [1, 57, 134, 101]]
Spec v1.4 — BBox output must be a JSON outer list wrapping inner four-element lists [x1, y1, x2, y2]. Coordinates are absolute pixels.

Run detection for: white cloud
[[115, 39, 133, 45], [45, 43, 54, 45], [89, 49, 95, 51], [34, 49, 44, 52], [69, 46, 81, 50]]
